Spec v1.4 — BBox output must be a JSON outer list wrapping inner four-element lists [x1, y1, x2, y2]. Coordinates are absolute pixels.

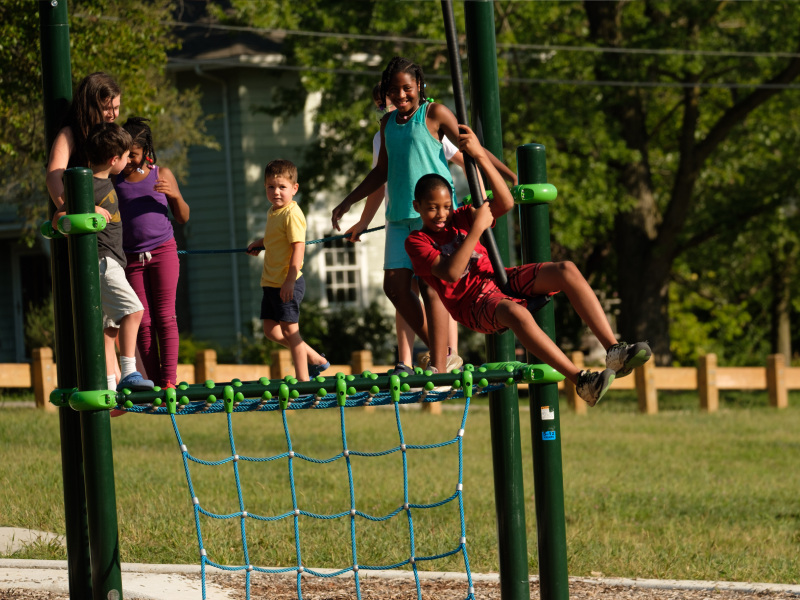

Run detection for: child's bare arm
[[344, 184, 384, 242], [155, 167, 190, 224], [245, 238, 265, 256], [431, 202, 494, 283], [331, 117, 390, 231], [281, 242, 305, 302], [458, 125, 514, 219], [431, 104, 517, 185]]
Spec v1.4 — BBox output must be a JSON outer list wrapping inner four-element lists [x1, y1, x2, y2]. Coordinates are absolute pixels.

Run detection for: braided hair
[[380, 57, 426, 109], [121, 116, 157, 165]]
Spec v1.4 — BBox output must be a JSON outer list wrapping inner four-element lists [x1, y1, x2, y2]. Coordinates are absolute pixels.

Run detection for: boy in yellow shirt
[[247, 160, 329, 381]]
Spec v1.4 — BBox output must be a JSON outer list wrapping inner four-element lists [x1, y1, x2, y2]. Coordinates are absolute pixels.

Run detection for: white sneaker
[[605, 342, 652, 377], [575, 369, 615, 407]]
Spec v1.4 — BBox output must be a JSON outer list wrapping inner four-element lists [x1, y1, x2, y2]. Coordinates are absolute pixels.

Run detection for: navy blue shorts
[[260, 276, 305, 323]]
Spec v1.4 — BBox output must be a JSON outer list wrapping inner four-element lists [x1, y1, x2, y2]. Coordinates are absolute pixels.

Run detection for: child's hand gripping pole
[[440, 0, 511, 294]]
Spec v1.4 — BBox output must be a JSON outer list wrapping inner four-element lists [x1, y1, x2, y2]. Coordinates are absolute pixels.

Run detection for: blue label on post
[[542, 431, 556, 441]]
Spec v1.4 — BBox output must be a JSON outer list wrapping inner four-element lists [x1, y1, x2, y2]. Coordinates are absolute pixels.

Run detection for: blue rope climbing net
[[110, 363, 562, 600]]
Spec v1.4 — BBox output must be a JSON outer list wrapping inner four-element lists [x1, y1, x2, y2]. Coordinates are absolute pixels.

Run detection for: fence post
[[767, 353, 788, 409], [196, 349, 217, 383], [351, 350, 376, 413], [635, 359, 658, 414], [32, 347, 57, 413], [564, 351, 587, 415], [351, 350, 373, 374], [698, 353, 718, 413], [270, 349, 294, 380]]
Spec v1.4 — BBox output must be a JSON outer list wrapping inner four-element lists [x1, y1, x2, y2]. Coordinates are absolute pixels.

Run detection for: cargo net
[[117, 363, 560, 600]]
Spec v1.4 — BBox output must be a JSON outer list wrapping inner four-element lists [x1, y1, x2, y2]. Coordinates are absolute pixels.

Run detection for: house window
[[323, 236, 360, 305]]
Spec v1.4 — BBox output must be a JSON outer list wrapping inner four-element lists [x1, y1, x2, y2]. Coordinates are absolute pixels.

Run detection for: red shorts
[[455, 263, 553, 334]]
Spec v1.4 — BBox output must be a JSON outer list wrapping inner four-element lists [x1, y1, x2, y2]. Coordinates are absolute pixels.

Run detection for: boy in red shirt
[[406, 126, 650, 406]]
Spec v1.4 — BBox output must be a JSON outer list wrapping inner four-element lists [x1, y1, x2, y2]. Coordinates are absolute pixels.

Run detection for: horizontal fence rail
[[1, 349, 794, 414]]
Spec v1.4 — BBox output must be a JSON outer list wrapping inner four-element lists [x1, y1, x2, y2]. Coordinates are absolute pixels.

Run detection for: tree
[[202, 1, 800, 364], [496, 1, 800, 363], [1, 0, 213, 242]]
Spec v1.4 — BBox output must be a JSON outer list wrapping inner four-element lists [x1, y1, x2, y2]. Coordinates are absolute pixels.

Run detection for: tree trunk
[[770, 248, 793, 360], [614, 211, 673, 366]]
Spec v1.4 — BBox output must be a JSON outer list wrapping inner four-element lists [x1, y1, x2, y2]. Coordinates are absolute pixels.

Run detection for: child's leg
[[419, 281, 449, 372], [395, 312, 416, 365], [527, 261, 617, 349], [384, 268, 429, 347], [263, 320, 327, 368], [145, 240, 180, 386], [117, 310, 144, 363], [125, 256, 161, 384], [104, 327, 119, 382], [449, 316, 459, 355], [495, 300, 582, 384], [279, 321, 309, 381]]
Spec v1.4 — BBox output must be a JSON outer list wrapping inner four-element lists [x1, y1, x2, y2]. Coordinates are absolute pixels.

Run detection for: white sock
[[120, 356, 136, 380], [107, 375, 117, 389]]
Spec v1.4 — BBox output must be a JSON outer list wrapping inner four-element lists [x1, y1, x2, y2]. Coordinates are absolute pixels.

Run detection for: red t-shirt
[[406, 205, 498, 323]]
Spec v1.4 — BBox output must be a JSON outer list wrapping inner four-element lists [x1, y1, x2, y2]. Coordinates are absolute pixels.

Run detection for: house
[[166, 23, 392, 355]]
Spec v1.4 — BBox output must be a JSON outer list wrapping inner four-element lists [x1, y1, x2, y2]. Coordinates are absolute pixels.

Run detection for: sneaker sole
[[594, 372, 615, 405], [617, 348, 652, 378]]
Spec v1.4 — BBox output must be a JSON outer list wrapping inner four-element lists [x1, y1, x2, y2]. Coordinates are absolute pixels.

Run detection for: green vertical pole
[[38, 2, 94, 598], [64, 168, 124, 600], [517, 144, 570, 600], [464, 4, 531, 600]]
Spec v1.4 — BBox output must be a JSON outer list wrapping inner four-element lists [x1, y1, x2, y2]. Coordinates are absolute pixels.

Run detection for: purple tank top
[[114, 165, 175, 253]]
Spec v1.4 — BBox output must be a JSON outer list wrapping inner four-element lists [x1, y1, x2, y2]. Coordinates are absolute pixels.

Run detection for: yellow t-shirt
[[260, 201, 306, 287]]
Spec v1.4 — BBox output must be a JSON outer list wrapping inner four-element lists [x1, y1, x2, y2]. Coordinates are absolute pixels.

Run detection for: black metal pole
[[38, 2, 93, 598], [440, 0, 509, 292], [462, 2, 532, 599]]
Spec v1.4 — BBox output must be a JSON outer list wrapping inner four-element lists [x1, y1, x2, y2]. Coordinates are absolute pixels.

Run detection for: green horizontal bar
[[57, 213, 107, 235], [512, 183, 558, 205], [114, 362, 563, 406], [69, 389, 117, 411]]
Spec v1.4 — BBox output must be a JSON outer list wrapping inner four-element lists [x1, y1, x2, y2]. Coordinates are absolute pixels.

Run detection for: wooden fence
[[1, 348, 794, 415]]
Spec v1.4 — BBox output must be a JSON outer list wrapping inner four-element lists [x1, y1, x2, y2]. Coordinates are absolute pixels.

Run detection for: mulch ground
[[2, 574, 798, 599]]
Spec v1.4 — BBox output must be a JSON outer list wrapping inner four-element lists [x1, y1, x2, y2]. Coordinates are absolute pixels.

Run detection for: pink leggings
[[124, 238, 180, 387]]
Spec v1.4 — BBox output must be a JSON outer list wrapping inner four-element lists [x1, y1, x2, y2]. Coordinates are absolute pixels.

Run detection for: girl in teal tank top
[[330, 57, 517, 374], [383, 100, 456, 222]]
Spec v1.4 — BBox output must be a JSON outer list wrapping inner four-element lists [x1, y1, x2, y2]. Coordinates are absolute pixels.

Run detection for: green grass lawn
[[1, 392, 798, 584]]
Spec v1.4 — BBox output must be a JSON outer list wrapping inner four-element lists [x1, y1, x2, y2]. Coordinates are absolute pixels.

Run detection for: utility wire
[[74, 13, 800, 60]]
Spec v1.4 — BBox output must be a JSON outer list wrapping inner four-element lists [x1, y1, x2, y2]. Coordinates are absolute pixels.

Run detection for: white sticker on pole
[[541, 406, 555, 421]]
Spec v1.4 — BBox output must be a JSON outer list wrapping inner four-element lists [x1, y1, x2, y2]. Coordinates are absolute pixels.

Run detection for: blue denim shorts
[[260, 276, 306, 323]]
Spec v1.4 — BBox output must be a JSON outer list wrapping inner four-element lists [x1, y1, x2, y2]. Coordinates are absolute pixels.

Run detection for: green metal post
[[517, 144, 570, 600], [38, 2, 93, 598], [464, 4, 531, 600], [64, 168, 124, 600]]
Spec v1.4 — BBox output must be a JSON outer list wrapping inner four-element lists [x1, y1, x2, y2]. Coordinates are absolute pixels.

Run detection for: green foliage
[[2, 0, 215, 243], [177, 334, 215, 365], [23, 294, 54, 357]]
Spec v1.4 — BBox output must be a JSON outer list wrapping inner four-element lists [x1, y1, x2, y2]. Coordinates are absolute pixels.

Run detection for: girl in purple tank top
[[115, 117, 190, 388]]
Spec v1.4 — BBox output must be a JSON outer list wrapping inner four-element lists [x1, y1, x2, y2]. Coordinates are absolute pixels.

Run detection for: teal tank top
[[384, 102, 456, 222]]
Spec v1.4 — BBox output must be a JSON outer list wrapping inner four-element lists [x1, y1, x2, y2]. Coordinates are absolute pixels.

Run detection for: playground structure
[[38, 1, 573, 599]]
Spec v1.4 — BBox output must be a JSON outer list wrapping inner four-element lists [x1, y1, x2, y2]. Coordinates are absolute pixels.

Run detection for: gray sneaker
[[605, 342, 652, 377], [575, 368, 615, 407]]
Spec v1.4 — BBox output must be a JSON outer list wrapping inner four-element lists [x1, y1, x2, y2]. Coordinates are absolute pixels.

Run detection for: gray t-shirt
[[94, 176, 126, 268]]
